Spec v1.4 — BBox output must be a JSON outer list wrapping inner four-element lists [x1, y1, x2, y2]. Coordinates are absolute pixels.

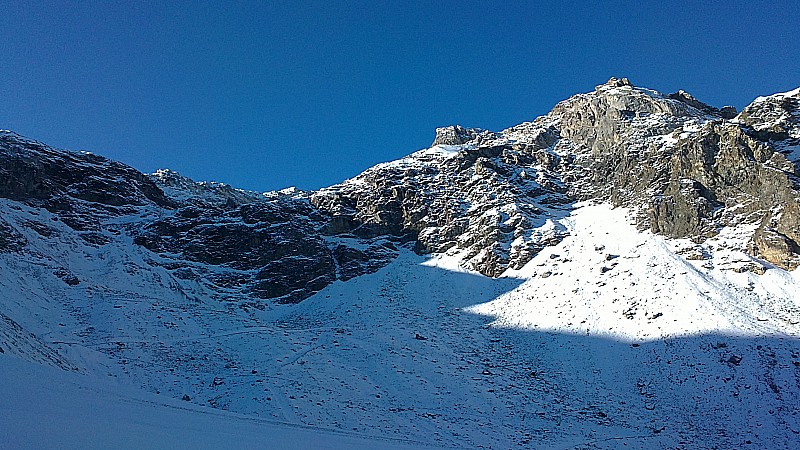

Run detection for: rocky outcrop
[[132, 191, 395, 303], [0, 132, 174, 209], [134, 174, 404, 303], [432, 125, 474, 146], [553, 78, 706, 159], [735, 87, 800, 141], [545, 80, 800, 268], [311, 133, 571, 277], [0, 218, 26, 253], [149, 169, 264, 209], [0, 131, 176, 233], [668, 90, 737, 119], [752, 226, 800, 270]]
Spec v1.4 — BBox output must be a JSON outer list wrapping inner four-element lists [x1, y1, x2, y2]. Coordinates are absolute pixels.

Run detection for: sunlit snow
[[468, 203, 800, 341]]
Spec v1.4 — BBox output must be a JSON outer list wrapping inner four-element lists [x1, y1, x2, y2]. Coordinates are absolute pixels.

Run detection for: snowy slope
[[0, 354, 428, 450], [2, 196, 799, 448], [471, 203, 800, 340]]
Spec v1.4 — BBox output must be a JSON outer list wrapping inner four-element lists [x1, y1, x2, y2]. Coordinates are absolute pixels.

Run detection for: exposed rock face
[[134, 186, 398, 303], [0, 131, 175, 232], [605, 76, 632, 88], [0, 218, 26, 253], [735, 87, 800, 141], [542, 81, 800, 269], [432, 125, 479, 146], [0, 132, 174, 209], [729, 87, 800, 269], [311, 125, 570, 277], [668, 89, 737, 119], [150, 169, 265, 209], [2, 80, 799, 301]]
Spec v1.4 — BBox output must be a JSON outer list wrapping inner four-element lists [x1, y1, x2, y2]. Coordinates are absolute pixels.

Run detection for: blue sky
[[2, 1, 799, 192]]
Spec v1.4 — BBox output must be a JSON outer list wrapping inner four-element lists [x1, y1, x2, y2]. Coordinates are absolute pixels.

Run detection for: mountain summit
[[2, 80, 800, 448]]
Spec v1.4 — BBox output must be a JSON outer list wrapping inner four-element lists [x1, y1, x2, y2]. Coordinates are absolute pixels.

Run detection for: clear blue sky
[[2, 1, 799, 192]]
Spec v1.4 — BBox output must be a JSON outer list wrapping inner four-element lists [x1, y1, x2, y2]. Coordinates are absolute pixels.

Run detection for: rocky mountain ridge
[[2, 78, 800, 305]]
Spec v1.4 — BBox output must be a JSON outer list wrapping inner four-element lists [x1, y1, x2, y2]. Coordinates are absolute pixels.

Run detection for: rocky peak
[[546, 83, 800, 270], [150, 168, 264, 209], [549, 79, 709, 160], [668, 90, 738, 119], [432, 125, 478, 146], [735, 87, 800, 141], [600, 77, 633, 89]]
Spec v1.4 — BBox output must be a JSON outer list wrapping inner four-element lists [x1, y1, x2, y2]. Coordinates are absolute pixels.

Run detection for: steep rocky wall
[[0, 132, 173, 210], [549, 79, 800, 269]]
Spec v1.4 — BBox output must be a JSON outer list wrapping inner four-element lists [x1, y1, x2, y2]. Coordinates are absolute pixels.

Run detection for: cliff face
[[549, 79, 800, 269]]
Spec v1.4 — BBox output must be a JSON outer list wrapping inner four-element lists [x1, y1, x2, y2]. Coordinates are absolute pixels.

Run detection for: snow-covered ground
[[2, 199, 800, 448], [0, 354, 426, 450], [470, 203, 800, 341]]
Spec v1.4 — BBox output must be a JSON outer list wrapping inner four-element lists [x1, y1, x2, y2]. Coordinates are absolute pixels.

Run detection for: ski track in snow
[[2, 199, 800, 448]]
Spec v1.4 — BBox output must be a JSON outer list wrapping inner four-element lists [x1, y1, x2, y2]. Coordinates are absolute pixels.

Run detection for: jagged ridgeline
[[2, 77, 799, 304]]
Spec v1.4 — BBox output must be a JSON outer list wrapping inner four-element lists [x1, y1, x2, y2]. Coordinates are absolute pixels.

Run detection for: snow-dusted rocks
[[735, 86, 800, 141], [0, 131, 173, 211], [547, 81, 800, 270], [132, 193, 339, 303], [310, 132, 572, 277], [431, 124, 475, 145], [5, 81, 800, 297]]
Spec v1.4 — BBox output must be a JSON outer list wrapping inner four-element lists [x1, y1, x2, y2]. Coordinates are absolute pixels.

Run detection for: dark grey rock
[[719, 106, 738, 120], [0, 132, 174, 209], [668, 90, 722, 116], [252, 255, 336, 303], [0, 219, 26, 253], [54, 268, 80, 286]]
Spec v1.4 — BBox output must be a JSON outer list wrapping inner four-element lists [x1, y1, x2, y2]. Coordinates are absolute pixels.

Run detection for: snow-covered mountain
[[2, 78, 800, 449]]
